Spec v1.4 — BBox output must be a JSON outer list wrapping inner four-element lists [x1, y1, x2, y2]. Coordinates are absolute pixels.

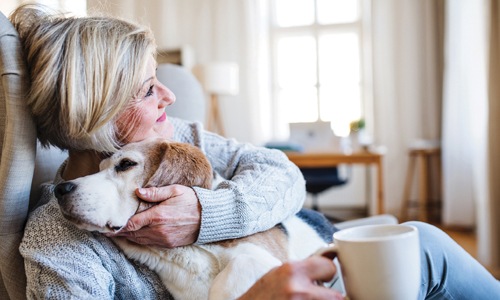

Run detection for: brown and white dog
[[54, 137, 328, 300]]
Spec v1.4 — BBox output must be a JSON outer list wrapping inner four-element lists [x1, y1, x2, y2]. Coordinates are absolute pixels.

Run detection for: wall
[[0, 0, 20, 16]]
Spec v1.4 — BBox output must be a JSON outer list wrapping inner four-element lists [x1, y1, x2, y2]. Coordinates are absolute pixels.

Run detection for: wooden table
[[285, 151, 385, 215]]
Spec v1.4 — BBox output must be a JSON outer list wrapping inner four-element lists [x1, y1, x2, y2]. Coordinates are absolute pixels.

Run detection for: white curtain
[[441, 0, 500, 273], [370, 0, 443, 214], [87, 0, 271, 145], [442, 0, 487, 228]]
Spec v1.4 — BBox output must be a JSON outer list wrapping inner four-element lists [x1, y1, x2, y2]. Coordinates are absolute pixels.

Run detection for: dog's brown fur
[[218, 226, 289, 262], [141, 141, 289, 262], [141, 141, 213, 189]]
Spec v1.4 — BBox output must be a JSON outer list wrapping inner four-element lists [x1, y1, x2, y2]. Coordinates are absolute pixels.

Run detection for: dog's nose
[[54, 182, 77, 199]]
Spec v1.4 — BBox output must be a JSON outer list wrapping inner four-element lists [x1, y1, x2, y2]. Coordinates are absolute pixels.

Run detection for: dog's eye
[[115, 159, 138, 172]]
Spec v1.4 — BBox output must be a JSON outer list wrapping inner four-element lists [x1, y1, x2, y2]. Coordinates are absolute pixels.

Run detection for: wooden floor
[[438, 225, 500, 279], [439, 225, 477, 258]]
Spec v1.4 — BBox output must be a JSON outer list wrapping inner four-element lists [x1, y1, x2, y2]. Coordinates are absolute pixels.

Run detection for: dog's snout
[[54, 182, 77, 199]]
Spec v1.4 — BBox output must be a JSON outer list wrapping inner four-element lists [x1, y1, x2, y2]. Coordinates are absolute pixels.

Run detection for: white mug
[[315, 224, 421, 300]]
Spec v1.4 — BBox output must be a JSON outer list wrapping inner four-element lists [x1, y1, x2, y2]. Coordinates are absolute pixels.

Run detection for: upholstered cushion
[[29, 143, 68, 208], [157, 63, 206, 123], [0, 10, 36, 300]]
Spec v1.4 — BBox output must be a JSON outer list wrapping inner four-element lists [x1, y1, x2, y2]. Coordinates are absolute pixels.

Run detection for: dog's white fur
[[55, 138, 327, 300]]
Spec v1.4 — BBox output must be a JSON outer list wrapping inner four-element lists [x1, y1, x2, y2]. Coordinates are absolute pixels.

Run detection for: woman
[[11, 4, 499, 300]]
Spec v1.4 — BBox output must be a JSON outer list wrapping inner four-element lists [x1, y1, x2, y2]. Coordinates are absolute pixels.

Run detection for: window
[[270, 0, 369, 138]]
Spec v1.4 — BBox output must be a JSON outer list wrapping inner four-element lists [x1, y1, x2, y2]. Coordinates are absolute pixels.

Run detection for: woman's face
[[116, 56, 176, 143]]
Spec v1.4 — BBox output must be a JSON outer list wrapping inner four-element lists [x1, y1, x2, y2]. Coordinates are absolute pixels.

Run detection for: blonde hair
[[10, 4, 156, 152]]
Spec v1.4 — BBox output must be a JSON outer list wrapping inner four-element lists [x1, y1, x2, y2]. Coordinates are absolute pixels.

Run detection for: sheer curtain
[[442, 0, 500, 274], [442, 0, 486, 229], [370, 0, 444, 214]]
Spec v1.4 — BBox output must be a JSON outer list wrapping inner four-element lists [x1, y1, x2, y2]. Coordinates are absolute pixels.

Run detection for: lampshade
[[198, 62, 239, 95]]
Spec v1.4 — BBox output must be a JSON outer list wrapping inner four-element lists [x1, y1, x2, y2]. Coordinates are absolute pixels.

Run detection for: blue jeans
[[406, 221, 500, 299]]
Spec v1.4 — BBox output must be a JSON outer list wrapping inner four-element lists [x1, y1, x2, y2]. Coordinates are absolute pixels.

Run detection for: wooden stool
[[400, 142, 442, 222]]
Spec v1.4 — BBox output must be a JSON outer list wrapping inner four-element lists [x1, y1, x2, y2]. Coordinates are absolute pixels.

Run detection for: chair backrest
[[157, 63, 206, 124], [0, 10, 36, 300], [0, 10, 206, 299]]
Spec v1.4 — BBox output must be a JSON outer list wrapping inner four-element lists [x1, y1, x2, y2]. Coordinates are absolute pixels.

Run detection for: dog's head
[[54, 138, 212, 233]]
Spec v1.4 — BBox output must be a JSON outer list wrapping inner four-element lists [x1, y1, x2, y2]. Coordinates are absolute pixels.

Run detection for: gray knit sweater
[[20, 118, 306, 299]]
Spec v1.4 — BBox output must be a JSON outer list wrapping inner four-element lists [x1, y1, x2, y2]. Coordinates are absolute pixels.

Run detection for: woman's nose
[[158, 82, 176, 107]]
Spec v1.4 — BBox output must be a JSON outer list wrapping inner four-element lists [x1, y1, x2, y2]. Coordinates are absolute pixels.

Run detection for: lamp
[[197, 62, 239, 136]]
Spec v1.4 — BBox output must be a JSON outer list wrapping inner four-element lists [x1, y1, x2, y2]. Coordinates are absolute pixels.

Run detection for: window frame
[[269, 0, 373, 139]]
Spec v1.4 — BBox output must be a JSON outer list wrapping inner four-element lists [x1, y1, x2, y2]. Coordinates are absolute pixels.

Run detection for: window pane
[[34, 0, 60, 8], [278, 87, 318, 123], [317, 0, 359, 24], [34, 0, 87, 15], [320, 85, 361, 137], [63, 0, 87, 16], [318, 32, 361, 136], [277, 36, 317, 87], [275, 0, 314, 27], [319, 32, 360, 84]]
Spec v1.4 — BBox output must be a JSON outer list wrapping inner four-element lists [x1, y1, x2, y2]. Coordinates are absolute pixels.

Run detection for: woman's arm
[[118, 118, 306, 247], [173, 119, 306, 244]]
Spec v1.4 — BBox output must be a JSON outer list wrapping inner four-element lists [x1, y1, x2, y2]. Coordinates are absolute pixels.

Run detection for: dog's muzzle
[[54, 181, 81, 217]]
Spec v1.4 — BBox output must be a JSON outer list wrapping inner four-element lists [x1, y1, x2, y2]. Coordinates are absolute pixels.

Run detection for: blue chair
[[300, 167, 349, 215]]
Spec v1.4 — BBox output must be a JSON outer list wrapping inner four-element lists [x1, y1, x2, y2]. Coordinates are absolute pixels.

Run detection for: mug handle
[[312, 243, 338, 260]]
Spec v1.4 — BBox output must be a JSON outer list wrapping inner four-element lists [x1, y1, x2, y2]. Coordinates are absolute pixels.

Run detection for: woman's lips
[[157, 112, 167, 122]]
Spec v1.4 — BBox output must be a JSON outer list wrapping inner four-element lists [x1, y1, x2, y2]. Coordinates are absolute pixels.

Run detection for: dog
[[54, 137, 330, 299]]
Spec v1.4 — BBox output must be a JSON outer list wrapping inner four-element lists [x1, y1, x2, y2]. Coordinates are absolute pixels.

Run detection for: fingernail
[[138, 188, 147, 195]]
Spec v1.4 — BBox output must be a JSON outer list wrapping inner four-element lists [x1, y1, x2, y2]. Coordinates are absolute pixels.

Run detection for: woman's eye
[[115, 159, 138, 172], [145, 85, 154, 97]]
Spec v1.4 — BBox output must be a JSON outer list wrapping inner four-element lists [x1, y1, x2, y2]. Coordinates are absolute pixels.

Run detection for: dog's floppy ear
[[145, 142, 212, 189]]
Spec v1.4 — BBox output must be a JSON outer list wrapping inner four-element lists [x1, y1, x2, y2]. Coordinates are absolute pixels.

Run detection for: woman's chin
[[127, 122, 174, 143], [158, 120, 174, 139]]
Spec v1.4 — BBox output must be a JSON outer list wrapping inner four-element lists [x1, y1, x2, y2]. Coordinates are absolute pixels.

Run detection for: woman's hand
[[239, 256, 344, 300], [112, 185, 202, 248]]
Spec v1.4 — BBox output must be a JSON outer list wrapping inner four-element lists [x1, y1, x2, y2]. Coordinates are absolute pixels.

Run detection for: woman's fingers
[[136, 185, 185, 203], [300, 255, 338, 283]]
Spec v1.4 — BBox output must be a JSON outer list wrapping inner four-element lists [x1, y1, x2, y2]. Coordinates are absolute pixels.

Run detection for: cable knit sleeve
[[171, 118, 306, 244]]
